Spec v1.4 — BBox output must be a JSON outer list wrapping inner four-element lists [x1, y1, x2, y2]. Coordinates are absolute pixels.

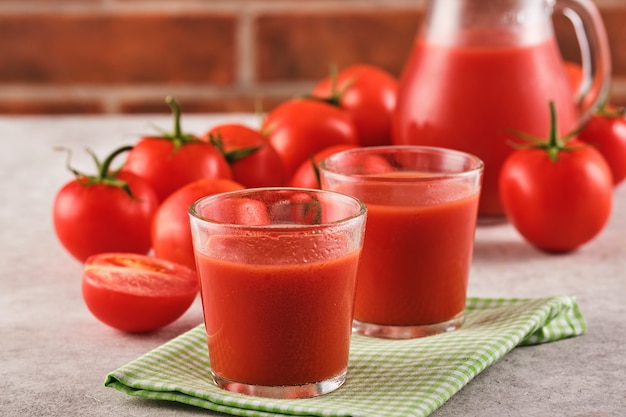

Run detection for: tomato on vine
[[499, 102, 613, 253], [123, 96, 231, 202], [204, 123, 286, 188], [311, 64, 398, 147], [53, 145, 159, 262]]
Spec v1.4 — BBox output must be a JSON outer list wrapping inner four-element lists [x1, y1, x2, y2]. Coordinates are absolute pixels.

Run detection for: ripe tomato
[[312, 64, 398, 146], [192, 192, 271, 226], [289, 144, 359, 189], [123, 96, 231, 201], [152, 178, 245, 270], [53, 146, 159, 262], [564, 61, 584, 98], [499, 103, 613, 252], [204, 123, 286, 187], [262, 99, 358, 178], [577, 104, 626, 186], [312, 64, 398, 147], [82, 253, 199, 333]]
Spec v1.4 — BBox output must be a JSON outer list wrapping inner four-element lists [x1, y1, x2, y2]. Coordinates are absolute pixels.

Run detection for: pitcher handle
[[555, 0, 611, 122]]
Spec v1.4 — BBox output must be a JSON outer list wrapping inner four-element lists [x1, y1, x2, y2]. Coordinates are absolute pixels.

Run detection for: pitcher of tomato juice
[[393, 0, 611, 218]]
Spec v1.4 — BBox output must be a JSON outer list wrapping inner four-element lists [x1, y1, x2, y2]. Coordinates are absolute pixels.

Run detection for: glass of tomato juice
[[319, 146, 483, 339], [188, 187, 367, 398]]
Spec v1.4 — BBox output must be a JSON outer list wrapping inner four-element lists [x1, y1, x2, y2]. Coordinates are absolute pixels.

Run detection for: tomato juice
[[393, 37, 578, 217], [195, 234, 361, 387], [335, 179, 480, 327]]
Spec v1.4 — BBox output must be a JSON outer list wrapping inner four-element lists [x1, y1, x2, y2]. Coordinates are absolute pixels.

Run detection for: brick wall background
[[1, 0, 625, 115]]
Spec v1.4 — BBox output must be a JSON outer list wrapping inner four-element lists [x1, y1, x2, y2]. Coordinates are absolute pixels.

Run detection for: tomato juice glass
[[319, 146, 483, 339], [188, 187, 367, 398]]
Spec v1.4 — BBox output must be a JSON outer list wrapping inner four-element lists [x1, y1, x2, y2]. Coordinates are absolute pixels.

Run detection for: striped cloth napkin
[[105, 296, 586, 417]]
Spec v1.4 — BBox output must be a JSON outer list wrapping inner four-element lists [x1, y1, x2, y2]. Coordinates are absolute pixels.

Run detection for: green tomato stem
[[57, 145, 135, 197], [507, 101, 588, 162], [166, 96, 183, 139], [97, 145, 134, 181], [547, 101, 559, 162]]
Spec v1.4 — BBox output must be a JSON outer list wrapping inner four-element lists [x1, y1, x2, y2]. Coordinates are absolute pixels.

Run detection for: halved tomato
[[82, 253, 199, 333]]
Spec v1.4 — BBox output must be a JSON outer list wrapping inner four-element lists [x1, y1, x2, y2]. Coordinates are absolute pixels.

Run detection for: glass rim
[[188, 186, 368, 230], [318, 145, 484, 182]]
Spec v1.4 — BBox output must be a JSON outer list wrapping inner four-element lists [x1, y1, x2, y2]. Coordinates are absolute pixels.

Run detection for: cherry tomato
[[262, 99, 358, 179], [53, 146, 159, 262], [499, 102, 613, 253], [289, 144, 359, 189], [204, 123, 286, 187], [82, 253, 199, 333], [577, 104, 626, 186], [312, 64, 398, 147], [151, 178, 245, 270], [123, 96, 231, 201]]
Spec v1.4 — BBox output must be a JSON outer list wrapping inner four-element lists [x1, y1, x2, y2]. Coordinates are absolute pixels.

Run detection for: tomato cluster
[[53, 65, 398, 332], [53, 60, 626, 332]]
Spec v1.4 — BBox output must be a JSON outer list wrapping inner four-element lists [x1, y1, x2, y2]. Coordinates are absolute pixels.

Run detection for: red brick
[[255, 10, 422, 81], [600, 10, 626, 77], [0, 99, 103, 115], [0, 12, 237, 84], [119, 94, 291, 114]]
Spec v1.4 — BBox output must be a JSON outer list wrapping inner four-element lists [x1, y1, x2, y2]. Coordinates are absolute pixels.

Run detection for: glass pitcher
[[392, 0, 611, 218]]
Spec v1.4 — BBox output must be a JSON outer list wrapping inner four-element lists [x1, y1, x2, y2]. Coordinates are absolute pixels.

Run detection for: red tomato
[[198, 196, 271, 226], [262, 99, 358, 179], [564, 61, 584, 97], [204, 123, 286, 187], [577, 104, 626, 186], [152, 178, 245, 270], [288, 191, 325, 225], [312, 64, 398, 147], [53, 146, 159, 262], [289, 144, 360, 189], [499, 103, 613, 253], [123, 96, 231, 201], [82, 253, 199, 333]]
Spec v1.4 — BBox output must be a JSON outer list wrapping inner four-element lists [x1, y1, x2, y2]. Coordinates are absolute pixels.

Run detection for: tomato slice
[[82, 253, 199, 333]]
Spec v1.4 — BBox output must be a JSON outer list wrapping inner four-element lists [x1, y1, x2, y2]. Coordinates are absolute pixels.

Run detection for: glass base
[[353, 313, 465, 339], [212, 369, 346, 399]]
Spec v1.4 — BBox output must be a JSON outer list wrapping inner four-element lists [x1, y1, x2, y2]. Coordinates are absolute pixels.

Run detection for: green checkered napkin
[[105, 296, 586, 417]]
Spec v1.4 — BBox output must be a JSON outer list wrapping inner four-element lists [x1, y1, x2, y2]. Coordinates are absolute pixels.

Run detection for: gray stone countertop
[[1, 115, 624, 417]]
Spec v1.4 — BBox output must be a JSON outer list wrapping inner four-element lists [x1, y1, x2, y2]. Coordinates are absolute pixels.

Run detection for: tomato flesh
[[82, 253, 198, 333]]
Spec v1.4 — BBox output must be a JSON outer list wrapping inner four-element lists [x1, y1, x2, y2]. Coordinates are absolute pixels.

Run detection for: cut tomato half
[[82, 253, 199, 333]]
